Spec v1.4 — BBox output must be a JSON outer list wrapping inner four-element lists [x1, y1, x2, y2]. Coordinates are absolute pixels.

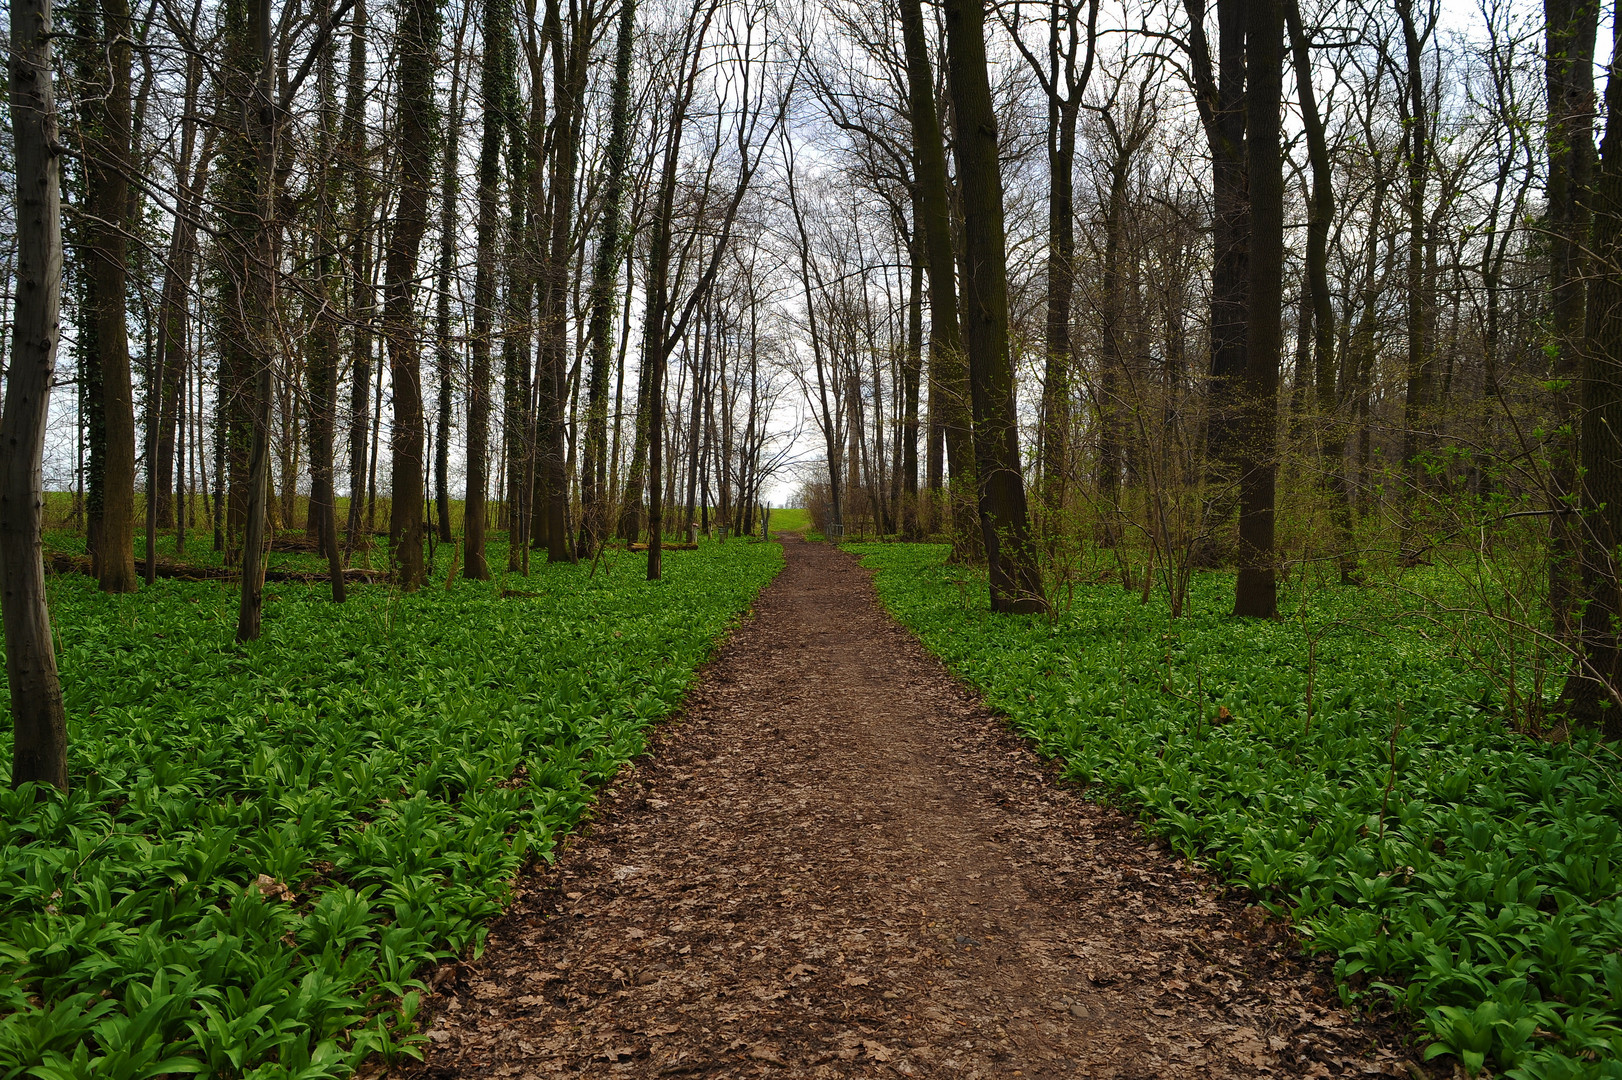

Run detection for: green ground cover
[[0, 537, 782, 1079], [763, 507, 810, 535], [851, 542, 1622, 1080]]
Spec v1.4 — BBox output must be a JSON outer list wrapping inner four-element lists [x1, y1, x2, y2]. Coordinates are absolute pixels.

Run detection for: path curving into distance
[[395, 536, 1418, 1079]]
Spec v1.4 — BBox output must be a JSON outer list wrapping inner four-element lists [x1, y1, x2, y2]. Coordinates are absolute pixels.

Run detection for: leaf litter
[[389, 538, 1425, 1079]]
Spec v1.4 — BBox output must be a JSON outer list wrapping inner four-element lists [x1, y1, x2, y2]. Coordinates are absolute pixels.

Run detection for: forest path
[[394, 537, 1415, 1079]]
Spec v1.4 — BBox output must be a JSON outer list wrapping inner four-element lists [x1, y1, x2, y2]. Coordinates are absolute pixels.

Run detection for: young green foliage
[[0, 537, 781, 1077]]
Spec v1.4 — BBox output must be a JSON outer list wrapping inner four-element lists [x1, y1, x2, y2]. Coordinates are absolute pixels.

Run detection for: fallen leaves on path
[[388, 539, 1426, 1079]]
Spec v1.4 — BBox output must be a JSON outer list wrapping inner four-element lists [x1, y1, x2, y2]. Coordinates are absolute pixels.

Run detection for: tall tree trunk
[[75, 0, 137, 593], [521, 33, 550, 564], [1039, 99, 1079, 533], [3, 0, 70, 790], [1185, 0, 1248, 563], [941, 0, 1044, 612], [1562, 0, 1622, 737], [1097, 155, 1128, 549], [306, 0, 346, 600], [539, 0, 593, 563], [434, 23, 468, 544], [152, 30, 207, 534], [580, 0, 637, 556], [1397, 0, 1436, 548], [902, 251, 923, 538], [640, 0, 718, 578], [1286, 0, 1356, 582], [466, 0, 514, 579], [684, 312, 708, 539], [342, 0, 372, 558], [899, 0, 978, 562], [1563, 0, 1622, 732], [1546, 0, 1599, 630], [620, 324, 653, 541], [385, 0, 441, 591], [1233, 0, 1283, 618], [503, 88, 535, 571], [233, 0, 276, 642]]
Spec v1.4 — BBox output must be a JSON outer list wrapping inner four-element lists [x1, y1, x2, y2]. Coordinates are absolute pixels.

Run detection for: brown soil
[[392, 537, 1423, 1079]]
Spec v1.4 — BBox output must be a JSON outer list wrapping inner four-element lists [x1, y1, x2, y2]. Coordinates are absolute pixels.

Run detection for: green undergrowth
[[850, 542, 1622, 1080], [762, 507, 810, 535], [0, 537, 782, 1079]]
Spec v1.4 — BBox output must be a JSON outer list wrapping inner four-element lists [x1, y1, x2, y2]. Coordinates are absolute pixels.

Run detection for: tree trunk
[[1039, 99, 1079, 533], [1097, 155, 1128, 550], [1546, 0, 1599, 631], [521, 38, 550, 565], [306, 0, 346, 600], [1396, 0, 1436, 546], [1562, 0, 1622, 738], [580, 0, 637, 557], [643, 146, 681, 579], [152, 43, 208, 535], [3, 0, 70, 790], [342, 0, 372, 558], [384, 0, 441, 591], [902, 251, 923, 538], [1233, 0, 1282, 618], [503, 91, 535, 570], [539, 0, 593, 563], [899, 0, 979, 562], [465, 0, 513, 580], [233, 0, 276, 642], [941, 0, 1044, 612], [434, 24, 468, 545], [1185, 0, 1248, 563], [76, 0, 137, 593]]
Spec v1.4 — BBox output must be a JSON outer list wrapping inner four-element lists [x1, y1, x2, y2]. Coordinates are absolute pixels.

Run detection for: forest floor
[[390, 536, 1425, 1079]]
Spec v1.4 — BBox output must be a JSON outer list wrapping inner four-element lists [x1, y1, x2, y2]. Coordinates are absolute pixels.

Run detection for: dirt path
[[397, 538, 1418, 1079]]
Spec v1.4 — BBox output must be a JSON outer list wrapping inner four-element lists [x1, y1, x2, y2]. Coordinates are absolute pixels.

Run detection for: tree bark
[[1233, 0, 1282, 618], [342, 0, 372, 559], [384, 0, 441, 591], [1546, 0, 1599, 629], [466, 0, 514, 580], [152, 34, 208, 534], [902, 250, 923, 538], [899, 0, 979, 562], [232, 0, 276, 642], [3, 0, 70, 790], [538, 0, 594, 563], [581, 0, 638, 557], [1396, 0, 1436, 544], [1039, 97, 1079, 532], [941, 0, 1044, 612], [434, 23, 468, 545], [1561, 0, 1622, 737], [306, 0, 346, 600], [1185, 0, 1248, 561], [76, 0, 137, 593]]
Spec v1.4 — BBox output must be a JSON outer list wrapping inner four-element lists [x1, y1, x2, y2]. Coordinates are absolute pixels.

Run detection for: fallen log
[[46, 550, 388, 585]]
